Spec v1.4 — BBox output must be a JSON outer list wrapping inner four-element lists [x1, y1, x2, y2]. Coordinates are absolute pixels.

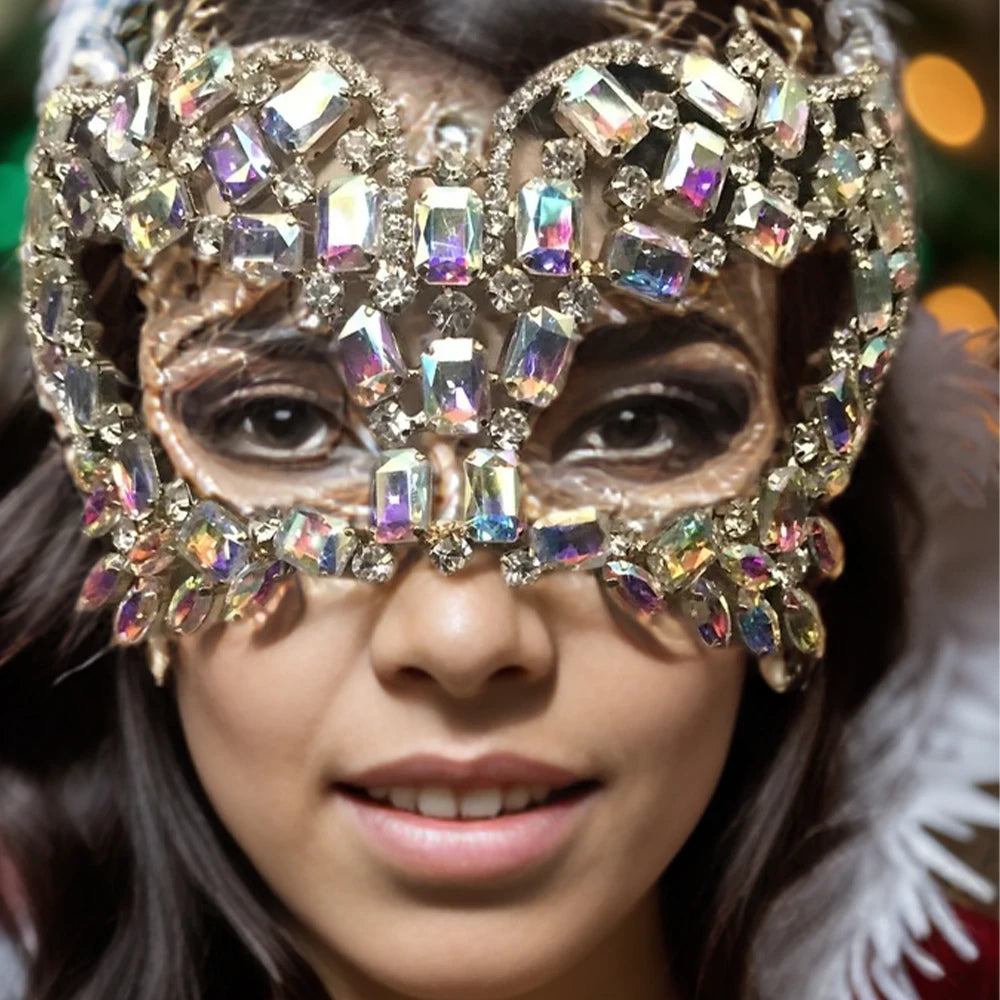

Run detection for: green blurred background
[[0, 0, 996, 337]]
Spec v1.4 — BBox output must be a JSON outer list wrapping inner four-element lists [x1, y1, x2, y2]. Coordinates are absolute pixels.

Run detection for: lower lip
[[336, 784, 601, 882]]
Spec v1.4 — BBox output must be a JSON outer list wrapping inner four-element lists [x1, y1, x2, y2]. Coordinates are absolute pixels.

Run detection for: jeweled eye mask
[[20, 11, 917, 690]]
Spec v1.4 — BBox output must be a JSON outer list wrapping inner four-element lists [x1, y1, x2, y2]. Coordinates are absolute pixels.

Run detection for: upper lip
[[337, 752, 594, 793]]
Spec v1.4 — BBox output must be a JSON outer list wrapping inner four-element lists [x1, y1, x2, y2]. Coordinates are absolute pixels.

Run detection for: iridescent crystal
[[463, 449, 522, 544], [351, 543, 397, 584], [861, 78, 903, 148], [554, 65, 649, 157], [606, 222, 692, 302], [224, 213, 303, 273], [203, 114, 272, 203], [808, 516, 845, 579], [660, 122, 730, 221], [421, 337, 490, 434], [782, 587, 826, 657], [679, 52, 756, 131], [106, 78, 158, 162], [867, 170, 907, 252], [487, 266, 533, 313], [737, 591, 782, 658], [167, 574, 218, 635], [726, 183, 802, 267], [125, 176, 192, 254], [36, 261, 74, 340], [814, 142, 865, 210], [169, 45, 234, 121], [78, 553, 129, 612], [755, 71, 809, 160], [111, 436, 160, 520], [530, 508, 607, 570], [858, 334, 892, 389], [684, 578, 732, 648], [114, 582, 163, 646], [602, 560, 664, 617], [646, 512, 715, 592], [59, 160, 102, 237], [428, 291, 476, 336], [64, 361, 118, 430], [502, 306, 579, 407], [336, 305, 406, 407], [180, 501, 250, 581], [814, 369, 863, 455], [276, 508, 356, 575], [128, 528, 174, 577], [373, 450, 432, 544], [888, 250, 918, 293], [758, 467, 807, 552], [427, 526, 473, 575], [317, 175, 381, 272], [852, 251, 893, 331], [225, 561, 294, 622], [82, 485, 119, 536], [501, 548, 542, 587], [413, 186, 484, 285], [515, 178, 582, 277], [719, 544, 776, 591], [541, 137, 587, 179], [259, 63, 350, 153]]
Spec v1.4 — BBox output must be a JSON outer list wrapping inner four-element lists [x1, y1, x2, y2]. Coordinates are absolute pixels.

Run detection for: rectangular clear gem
[[605, 222, 693, 301], [169, 46, 235, 122], [276, 509, 356, 575], [125, 177, 193, 255], [421, 337, 490, 434], [259, 63, 351, 153], [554, 65, 649, 157], [660, 122, 730, 221], [530, 508, 607, 570], [317, 175, 382, 272], [502, 306, 579, 407], [726, 182, 802, 267], [373, 449, 432, 544], [224, 213, 304, 273], [203, 114, 273, 203], [868, 170, 908, 252], [852, 251, 894, 331], [515, 178, 582, 276], [756, 71, 809, 160], [679, 52, 756, 131], [413, 186, 484, 285], [463, 449, 523, 544], [336, 305, 406, 406]]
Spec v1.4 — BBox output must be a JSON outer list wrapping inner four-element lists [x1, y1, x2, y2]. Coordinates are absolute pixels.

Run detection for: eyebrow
[[575, 310, 754, 367], [180, 321, 335, 363]]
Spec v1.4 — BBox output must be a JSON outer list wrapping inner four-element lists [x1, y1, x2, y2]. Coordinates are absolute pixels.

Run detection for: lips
[[336, 751, 594, 794]]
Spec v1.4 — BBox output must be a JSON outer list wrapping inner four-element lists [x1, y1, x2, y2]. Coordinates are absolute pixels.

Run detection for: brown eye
[[588, 403, 669, 452], [205, 391, 344, 466]]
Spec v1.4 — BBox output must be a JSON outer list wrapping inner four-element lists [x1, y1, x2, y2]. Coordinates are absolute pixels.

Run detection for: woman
[[0, 1, 996, 998]]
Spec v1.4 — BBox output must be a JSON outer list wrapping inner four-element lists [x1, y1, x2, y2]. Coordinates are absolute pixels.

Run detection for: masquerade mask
[[20, 4, 917, 691]]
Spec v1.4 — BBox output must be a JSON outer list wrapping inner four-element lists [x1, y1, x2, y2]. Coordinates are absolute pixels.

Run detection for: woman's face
[[166, 41, 782, 999]]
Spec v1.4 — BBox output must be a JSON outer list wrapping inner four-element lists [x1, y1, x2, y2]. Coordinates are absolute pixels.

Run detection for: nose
[[368, 550, 558, 700]]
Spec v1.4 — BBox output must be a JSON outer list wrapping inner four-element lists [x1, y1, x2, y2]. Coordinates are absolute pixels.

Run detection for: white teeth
[[388, 786, 418, 811], [416, 787, 458, 819], [364, 783, 557, 818], [459, 788, 503, 819], [503, 785, 532, 811]]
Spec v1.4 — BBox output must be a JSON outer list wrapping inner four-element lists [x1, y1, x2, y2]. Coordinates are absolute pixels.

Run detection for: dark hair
[[0, 3, 920, 999]]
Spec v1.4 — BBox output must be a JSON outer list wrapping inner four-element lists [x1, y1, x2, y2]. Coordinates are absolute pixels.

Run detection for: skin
[[162, 37, 783, 1000]]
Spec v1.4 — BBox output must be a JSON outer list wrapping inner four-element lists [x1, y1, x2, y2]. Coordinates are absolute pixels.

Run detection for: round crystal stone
[[769, 168, 799, 202], [299, 272, 344, 329], [729, 142, 760, 184], [812, 104, 836, 141], [690, 230, 728, 275], [429, 291, 476, 336], [372, 264, 416, 313], [641, 91, 679, 131], [273, 163, 314, 208], [369, 399, 411, 447], [541, 137, 586, 179], [556, 277, 602, 322], [845, 206, 873, 246], [193, 217, 224, 259], [336, 130, 380, 172], [487, 266, 533, 313], [352, 543, 397, 583], [489, 407, 531, 449], [719, 498, 756, 539], [608, 165, 652, 212], [501, 548, 542, 588], [168, 133, 202, 175], [428, 529, 473, 575]]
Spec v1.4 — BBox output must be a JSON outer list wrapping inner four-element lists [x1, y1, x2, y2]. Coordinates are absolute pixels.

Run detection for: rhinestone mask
[[20, 17, 916, 689]]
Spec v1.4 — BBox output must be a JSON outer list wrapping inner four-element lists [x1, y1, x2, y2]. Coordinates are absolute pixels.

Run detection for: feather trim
[[755, 311, 999, 1000]]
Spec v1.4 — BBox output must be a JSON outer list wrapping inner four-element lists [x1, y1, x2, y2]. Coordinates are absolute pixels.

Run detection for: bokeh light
[[922, 284, 999, 358], [903, 54, 986, 148]]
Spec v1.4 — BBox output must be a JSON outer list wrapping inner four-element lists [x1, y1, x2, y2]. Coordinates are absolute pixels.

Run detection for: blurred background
[[0, 0, 996, 338]]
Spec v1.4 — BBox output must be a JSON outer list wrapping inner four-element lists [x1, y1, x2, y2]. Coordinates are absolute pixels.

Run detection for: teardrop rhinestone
[[807, 516, 845, 579], [113, 582, 164, 646], [77, 553, 130, 612], [781, 587, 826, 658], [736, 591, 782, 658], [167, 575, 219, 636], [719, 544, 777, 591], [758, 467, 807, 553], [683, 578, 732, 648], [225, 561, 294, 623], [602, 560, 664, 618]]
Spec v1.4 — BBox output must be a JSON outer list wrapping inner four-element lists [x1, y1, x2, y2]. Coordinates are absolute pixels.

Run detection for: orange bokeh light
[[902, 54, 986, 148]]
